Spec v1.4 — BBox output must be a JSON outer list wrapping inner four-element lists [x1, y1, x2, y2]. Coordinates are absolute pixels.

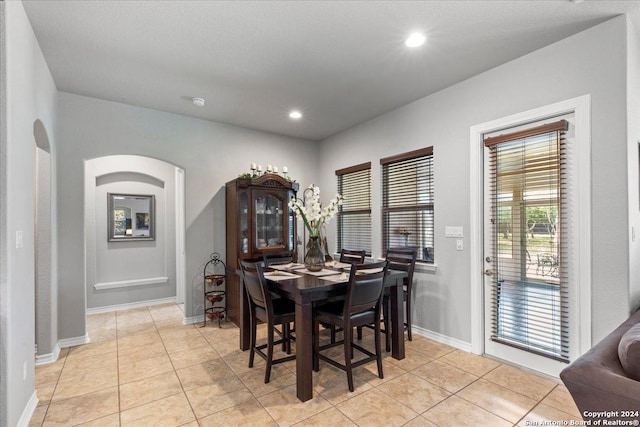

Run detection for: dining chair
[[262, 250, 294, 267], [320, 249, 365, 344], [382, 247, 417, 350], [239, 260, 296, 383], [313, 260, 389, 392], [356, 247, 417, 351], [339, 248, 366, 265]]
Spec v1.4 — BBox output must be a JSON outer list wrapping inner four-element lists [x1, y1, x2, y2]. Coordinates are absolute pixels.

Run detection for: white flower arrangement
[[289, 184, 343, 238]]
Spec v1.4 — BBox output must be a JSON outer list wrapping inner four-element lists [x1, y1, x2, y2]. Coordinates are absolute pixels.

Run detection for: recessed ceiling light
[[289, 110, 302, 119], [405, 32, 426, 48], [192, 97, 205, 107]]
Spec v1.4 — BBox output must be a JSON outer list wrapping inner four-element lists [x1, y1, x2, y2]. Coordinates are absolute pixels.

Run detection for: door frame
[[469, 95, 592, 369]]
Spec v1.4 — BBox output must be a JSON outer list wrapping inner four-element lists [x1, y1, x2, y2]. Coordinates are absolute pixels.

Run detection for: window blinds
[[485, 119, 569, 362], [381, 147, 434, 263], [336, 162, 371, 256]]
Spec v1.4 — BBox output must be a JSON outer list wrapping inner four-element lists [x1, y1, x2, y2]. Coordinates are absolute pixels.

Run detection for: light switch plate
[[445, 226, 464, 238], [456, 239, 464, 251]]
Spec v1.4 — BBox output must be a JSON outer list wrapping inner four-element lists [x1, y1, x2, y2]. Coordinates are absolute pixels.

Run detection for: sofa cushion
[[618, 322, 640, 381]]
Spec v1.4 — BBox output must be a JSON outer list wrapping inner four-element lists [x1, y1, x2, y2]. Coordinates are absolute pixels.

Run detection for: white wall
[[627, 18, 640, 312], [85, 156, 178, 309], [56, 92, 320, 338], [319, 16, 630, 346], [2, 1, 58, 425]]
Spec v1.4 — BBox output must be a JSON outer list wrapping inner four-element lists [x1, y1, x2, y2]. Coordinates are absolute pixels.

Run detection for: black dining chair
[[262, 250, 294, 267], [356, 247, 417, 351], [239, 260, 296, 383], [382, 247, 417, 350], [339, 248, 366, 265], [313, 260, 389, 392], [320, 249, 365, 344]]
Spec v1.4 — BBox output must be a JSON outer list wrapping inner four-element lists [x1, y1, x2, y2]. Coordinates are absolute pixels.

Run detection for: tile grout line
[[155, 309, 200, 425]]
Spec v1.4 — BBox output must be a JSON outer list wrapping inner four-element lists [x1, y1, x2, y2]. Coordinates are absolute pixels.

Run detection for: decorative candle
[[257, 164, 262, 172], [273, 166, 278, 173], [267, 164, 273, 172], [251, 162, 257, 170], [282, 166, 288, 173]]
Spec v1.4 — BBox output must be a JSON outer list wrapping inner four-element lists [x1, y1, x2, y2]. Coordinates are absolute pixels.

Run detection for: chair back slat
[[239, 260, 268, 310], [345, 260, 389, 316], [340, 249, 366, 265], [386, 248, 417, 290], [263, 250, 294, 267]]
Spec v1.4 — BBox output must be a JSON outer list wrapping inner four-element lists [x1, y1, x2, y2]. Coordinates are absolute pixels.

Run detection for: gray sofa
[[560, 309, 640, 422]]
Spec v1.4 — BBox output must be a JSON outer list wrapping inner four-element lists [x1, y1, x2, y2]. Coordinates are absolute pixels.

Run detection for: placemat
[[270, 262, 306, 271], [299, 268, 341, 277], [263, 271, 302, 281]]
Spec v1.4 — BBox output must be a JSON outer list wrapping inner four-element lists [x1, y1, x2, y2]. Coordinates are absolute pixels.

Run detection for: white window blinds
[[381, 147, 434, 263], [336, 162, 371, 256], [485, 119, 569, 362]]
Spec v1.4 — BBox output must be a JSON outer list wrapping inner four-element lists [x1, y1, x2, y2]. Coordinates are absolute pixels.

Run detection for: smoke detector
[[192, 97, 205, 107]]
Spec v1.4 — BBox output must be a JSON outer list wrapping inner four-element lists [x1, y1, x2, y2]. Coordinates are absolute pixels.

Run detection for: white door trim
[[469, 95, 592, 363], [175, 167, 186, 304]]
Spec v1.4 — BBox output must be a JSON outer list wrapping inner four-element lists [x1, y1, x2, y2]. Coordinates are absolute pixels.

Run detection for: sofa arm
[[561, 361, 640, 420]]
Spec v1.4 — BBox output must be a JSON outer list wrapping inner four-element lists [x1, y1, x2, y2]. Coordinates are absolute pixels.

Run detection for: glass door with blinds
[[483, 118, 571, 372]]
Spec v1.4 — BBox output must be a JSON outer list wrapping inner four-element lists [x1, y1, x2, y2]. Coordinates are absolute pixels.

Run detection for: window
[[485, 119, 569, 361], [381, 147, 434, 262], [336, 162, 371, 256]]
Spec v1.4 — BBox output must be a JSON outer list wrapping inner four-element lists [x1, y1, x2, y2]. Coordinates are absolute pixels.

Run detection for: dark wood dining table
[[236, 266, 407, 402]]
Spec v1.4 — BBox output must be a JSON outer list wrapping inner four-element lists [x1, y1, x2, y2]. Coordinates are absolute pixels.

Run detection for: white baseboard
[[35, 342, 61, 366], [86, 296, 176, 315], [412, 325, 472, 353], [183, 315, 204, 325], [58, 334, 90, 348], [17, 391, 38, 427]]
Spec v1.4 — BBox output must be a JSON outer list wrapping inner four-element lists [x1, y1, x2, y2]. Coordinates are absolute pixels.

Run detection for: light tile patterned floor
[[32, 303, 581, 426]]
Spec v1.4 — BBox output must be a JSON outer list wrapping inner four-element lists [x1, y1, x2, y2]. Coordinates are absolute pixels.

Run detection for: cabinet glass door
[[254, 193, 284, 250], [239, 193, 249, 254]]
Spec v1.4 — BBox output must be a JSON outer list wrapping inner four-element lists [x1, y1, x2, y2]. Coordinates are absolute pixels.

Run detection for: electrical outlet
[[16, 230, 23, 249], [456, 239, 464, 251]]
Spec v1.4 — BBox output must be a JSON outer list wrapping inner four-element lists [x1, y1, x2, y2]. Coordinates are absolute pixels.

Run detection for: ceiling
[[22, 1, 640, 141]]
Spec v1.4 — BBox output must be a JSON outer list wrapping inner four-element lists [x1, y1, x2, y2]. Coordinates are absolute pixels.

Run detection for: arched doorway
[[33, 119, 57, 363], [83, 155, 186, 318]]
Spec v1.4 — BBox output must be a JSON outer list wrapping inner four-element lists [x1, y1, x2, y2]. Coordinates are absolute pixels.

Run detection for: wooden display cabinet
[[225, 174, 298, 348]]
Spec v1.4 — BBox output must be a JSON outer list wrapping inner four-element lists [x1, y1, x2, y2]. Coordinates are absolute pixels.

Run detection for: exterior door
[[482, 118, 571, 375]]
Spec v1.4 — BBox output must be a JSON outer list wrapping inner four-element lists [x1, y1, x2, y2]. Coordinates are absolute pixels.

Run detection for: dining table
[[236, 262, 407, 402]]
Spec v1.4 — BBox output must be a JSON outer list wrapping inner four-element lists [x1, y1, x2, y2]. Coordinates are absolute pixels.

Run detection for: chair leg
[[343, 325, 354, 392], [356, 326, 363, 340], [330, 325, 336, 344], [375, 317, 384, 380], [249, 314, 256, 368], [313, 317, 320, 372], [406, 299, 412, 341], [383, 299, 391, 352], [284, 322, 291, 354], [265, 322, 274, 384]]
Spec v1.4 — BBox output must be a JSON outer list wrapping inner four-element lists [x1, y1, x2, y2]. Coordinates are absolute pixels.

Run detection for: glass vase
[[304, 236, 325, 272]]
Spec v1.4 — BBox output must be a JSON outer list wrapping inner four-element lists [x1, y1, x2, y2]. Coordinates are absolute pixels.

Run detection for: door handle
[[484, 269, 494, 276]]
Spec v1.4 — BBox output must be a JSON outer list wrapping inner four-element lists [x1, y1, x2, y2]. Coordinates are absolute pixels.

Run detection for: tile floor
[[32, 303, 582, 426]]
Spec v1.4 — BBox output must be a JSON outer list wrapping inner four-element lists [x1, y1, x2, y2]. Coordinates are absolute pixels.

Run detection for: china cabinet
[[225, 174, 298, 343]]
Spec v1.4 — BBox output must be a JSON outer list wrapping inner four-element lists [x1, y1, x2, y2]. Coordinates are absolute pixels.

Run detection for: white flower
[[289, 184, 343, 237]]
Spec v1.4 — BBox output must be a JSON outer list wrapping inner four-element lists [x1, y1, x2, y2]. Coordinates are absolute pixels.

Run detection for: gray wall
[[56, 92, 320, 339], [627, 18, 640, 311], [319, 16, 631, 345], [86, 158, 177, 309], [2, 1, 58, 425]]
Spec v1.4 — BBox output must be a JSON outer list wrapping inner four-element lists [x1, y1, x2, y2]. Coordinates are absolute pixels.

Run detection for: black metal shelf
[[202, 252, 226, 328]]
